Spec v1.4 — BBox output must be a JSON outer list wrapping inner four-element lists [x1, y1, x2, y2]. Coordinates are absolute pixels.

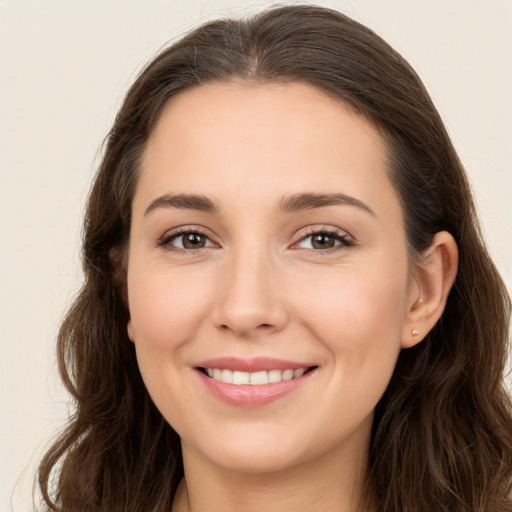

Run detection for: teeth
[[233, 370, 250, 385], [250, 371, 268, 385], [203, 367, 310, 385], [221, 369, 233, 384], [268, 369, 282, 383], [282, 369, 294, 380]]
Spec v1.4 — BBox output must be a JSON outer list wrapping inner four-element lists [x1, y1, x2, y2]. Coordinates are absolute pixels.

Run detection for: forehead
[[135, 81, 400, 222]]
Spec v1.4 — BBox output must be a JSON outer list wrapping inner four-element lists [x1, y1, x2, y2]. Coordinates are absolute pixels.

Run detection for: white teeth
[[293, 368, 306, 378], [250, 371, 269, 385], [203, 367, 310, 385], [268, 369, 282, 383], [232, 370, 250, 385], [221, 369, 233, 384], [282, 369, 294, 381]]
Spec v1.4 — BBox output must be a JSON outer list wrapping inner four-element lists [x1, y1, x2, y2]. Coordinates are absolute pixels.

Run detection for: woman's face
[[126, 82, 418, 473]]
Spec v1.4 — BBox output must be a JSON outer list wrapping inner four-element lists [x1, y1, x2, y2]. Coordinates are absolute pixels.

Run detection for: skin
[[126, 82, 458, 512]]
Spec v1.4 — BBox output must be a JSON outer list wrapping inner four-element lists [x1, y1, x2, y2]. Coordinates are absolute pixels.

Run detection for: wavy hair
[[37, 5, 512, 511]]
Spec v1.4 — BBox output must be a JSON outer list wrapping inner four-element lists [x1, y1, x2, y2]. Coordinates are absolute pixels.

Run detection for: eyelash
[[157, 226, 355, 256], [295, 227, 355, 255], [157, 227, 213, 255]]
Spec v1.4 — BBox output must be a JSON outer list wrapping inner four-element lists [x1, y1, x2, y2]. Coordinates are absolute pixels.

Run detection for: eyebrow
[[278, 192, 376, 217], [143, 192, 375, 217], [144, 193, 220, 216]]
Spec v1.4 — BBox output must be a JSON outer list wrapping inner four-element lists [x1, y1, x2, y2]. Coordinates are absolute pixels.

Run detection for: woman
[[37, 4, 512, 511]]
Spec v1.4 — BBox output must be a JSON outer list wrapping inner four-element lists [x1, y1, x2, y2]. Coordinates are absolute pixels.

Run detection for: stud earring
[[411, 329, 419, 337]]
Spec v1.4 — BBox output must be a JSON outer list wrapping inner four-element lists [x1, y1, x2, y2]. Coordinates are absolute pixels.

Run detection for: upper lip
[[195, 357, 316, 372]]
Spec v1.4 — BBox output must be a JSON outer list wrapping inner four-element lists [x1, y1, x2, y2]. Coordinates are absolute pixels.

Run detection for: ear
[[401, 231, 458, 348], [109, 246, 128, 303], [127, 320, 135, 342], [109, 245, 135, 343]]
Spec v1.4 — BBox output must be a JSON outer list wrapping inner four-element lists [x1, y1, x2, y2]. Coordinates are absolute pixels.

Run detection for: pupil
[[313, 234, 334, 249], [183, 233, 205, 249]]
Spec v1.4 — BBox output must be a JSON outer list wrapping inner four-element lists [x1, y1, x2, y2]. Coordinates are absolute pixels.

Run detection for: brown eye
[[181, 233, 207, 249], [311, 233, 337, 249], [296, 229, 353, 252], [160, 230, 215, 251]]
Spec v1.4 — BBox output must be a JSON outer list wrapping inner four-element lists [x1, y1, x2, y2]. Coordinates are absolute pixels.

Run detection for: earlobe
[[401, 231, 458, 349], [110, 246, 134, 342], [127, 320, 135, 342]]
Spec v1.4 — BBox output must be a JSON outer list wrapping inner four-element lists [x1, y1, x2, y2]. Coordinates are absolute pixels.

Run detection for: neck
[[172, 436, 374, 512]]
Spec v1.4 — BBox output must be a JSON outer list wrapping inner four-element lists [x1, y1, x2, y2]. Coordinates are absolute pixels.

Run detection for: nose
[[212, 245, 289, 338]]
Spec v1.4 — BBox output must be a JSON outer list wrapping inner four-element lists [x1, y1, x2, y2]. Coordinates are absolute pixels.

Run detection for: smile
[[194, 357, 318, 406], [201, 367, 308, 385]]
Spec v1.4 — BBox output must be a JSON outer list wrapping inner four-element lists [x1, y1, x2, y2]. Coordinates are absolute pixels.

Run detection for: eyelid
[[157, 225, 218, 253], [156, 224, 355, 255], [291, 225, 355, 253]]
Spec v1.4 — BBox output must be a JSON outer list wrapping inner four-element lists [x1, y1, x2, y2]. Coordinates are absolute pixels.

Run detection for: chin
[[205, 445, 307, 474], [183, 422, 332, 475]]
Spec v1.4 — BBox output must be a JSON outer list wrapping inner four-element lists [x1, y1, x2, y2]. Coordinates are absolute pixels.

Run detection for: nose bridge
[[214, 237, 287, 337]]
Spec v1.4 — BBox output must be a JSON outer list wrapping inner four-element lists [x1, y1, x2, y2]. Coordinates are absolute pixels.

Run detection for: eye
[[295, 228, 354, 252], [158, 229, 216, 252]]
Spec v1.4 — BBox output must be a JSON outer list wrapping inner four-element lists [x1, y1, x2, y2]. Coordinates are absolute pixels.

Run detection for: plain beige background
[[1, 0, 511, 509]]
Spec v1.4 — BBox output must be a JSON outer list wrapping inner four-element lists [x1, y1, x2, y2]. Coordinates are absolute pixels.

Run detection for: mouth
[[194, 357, 318, 406], [197, 366, 316, 385]]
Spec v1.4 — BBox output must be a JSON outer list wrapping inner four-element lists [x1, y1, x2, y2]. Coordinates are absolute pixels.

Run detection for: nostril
[[218, 322, 275, 334]]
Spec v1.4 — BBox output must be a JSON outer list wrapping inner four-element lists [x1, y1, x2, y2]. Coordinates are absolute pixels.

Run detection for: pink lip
[[194, 357, 317, 407], [195, 356, 313, 372]]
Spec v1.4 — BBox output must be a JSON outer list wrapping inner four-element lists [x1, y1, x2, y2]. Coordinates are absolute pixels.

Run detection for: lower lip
[[195, 368, 315, 406]]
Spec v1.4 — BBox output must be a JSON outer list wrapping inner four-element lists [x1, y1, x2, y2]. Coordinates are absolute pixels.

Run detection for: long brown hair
[[37, 5, 512, 511]]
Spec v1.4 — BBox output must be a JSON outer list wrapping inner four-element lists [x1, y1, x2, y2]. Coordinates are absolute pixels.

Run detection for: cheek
[[127, 266, 215, 351], [126, 267, 217, 426], [293, 264, 408, 429], [294, 262, 408, 358]]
